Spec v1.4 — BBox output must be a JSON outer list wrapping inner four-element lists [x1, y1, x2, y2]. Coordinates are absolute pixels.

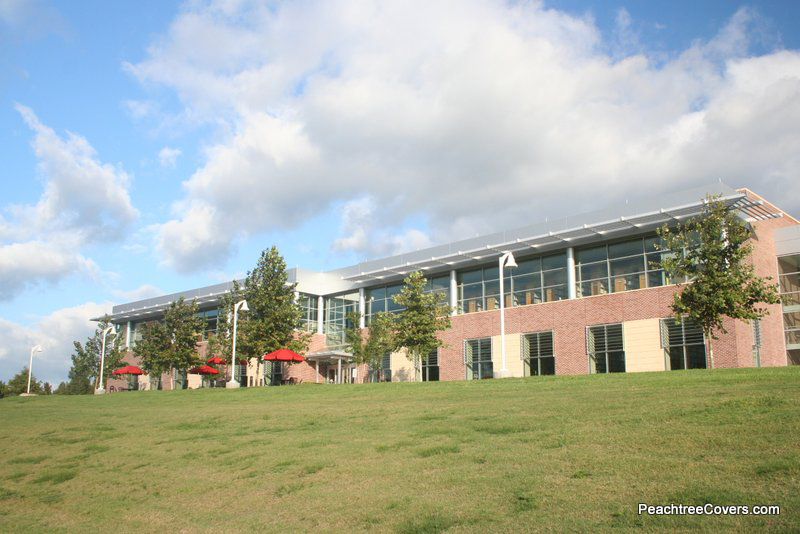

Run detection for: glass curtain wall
[[660, 318, 706, 370], [458, 253, 567, 313], [297, 293, 319, 332], [196, 309, 218, 340], [324, 292, 359, 348], [464, 338, 492, 379], [779, 254, 800, 365], [575, 236, 666, 297], [365, 283, 404, 325], [587, 324, 625, 373], [522, 331, 555, 376]]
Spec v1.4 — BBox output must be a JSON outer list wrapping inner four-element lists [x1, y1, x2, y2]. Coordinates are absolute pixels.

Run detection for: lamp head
[[502, 252, 517, 269], [238, 300, 249, 313], [32, 344, 43, 353]]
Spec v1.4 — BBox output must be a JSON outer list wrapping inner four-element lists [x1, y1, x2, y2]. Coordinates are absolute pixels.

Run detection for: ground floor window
[[263, 361, 282, 386], [587, 324, 625, 373], [522, 331, 555, 376], [421, 349, 439, 381], [369, 353, 392, 382], [465, 338, 492, 380], [660, 317, 706, 370]]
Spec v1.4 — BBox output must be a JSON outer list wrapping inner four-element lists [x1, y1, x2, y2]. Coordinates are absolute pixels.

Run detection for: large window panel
[[522, 331, 555, 376], [465, 338, 492, 380], [660, 317, 706, 370], [576, 236, 666, 297], [587, 323, 625, 373]]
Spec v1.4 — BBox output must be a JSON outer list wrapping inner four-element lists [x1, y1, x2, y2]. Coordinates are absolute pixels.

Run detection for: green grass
[[1, 367, 799, 532]]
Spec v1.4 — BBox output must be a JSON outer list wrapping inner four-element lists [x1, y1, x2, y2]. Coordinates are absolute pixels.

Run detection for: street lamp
[[24, 345, 43, 396], [95, 326, 116, 395], [497, 251, 517, 378], [227, 299, 249, 388]]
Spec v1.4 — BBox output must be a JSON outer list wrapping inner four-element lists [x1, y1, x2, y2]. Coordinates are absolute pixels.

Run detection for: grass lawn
[[1, 367, 799, 533]]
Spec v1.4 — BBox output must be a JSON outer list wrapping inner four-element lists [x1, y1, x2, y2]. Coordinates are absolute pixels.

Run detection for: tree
[[0, 380, 7, 398], [206, 280, 246, 381], [67, 318, 124, 394], [43, 382, 52, 395], [657, 195, 781, 368], [136, 298, 205, 390], [345, 311, 396, 382], [392, 271, 452, 380], [5, 368, 44, 396], [237, 247, 310, 361]]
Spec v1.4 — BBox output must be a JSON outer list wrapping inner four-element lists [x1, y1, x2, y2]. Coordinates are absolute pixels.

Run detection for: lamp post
[[497, 251, 517, 378], [227, 299, 249, 388], [95, 326, 115, 395], [24, 345, 43, 396]]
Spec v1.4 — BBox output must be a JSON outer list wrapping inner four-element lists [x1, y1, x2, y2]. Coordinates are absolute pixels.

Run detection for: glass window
[[522, 331, 555, 376], [324, 292, 359, 347], [609, 238, 644, 258], [297, 293, 318, 332], [660, 318, 706, 370], [576, 236, 666, 297], [422, 349, 440, 381], [587, 324, 625, 373], [465, 338, 492, 380], [577, 246, 606, 263]]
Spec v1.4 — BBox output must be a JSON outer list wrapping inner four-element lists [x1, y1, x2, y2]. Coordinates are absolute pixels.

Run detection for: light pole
[[24, 345, 43, 396], [95, 326, 115, 395], [497, 251, 517, 378], [227, 299, 249, 388]]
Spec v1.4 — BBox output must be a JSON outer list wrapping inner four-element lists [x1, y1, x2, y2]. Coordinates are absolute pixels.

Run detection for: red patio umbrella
[[112, 365, 144, 376], [189, 365, 220, 375], [207, 356, 225, 365], [263, 348, 304, 362]]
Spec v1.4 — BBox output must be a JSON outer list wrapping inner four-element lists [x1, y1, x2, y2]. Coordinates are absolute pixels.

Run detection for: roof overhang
[[305, 351, 353, 362]]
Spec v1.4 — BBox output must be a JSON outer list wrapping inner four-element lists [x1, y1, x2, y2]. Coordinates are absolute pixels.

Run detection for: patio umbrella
[[189, 365, 220, 375], [263, 349, 304, 362], [207, 356, 225, 365], [112, 365, 144, 375]]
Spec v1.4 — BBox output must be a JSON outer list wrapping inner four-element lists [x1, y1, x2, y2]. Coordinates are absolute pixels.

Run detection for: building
[[99, 183, 800, 391]]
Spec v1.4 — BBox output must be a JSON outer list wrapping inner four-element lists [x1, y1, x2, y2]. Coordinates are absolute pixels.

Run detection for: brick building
[[99, 183, 800, 391]]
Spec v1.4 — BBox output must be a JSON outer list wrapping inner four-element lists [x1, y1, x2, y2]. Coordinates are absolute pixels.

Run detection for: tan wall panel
[[623, 319, 665, 372], [391, 349, 416, 382], [491, 334, 524, 377]]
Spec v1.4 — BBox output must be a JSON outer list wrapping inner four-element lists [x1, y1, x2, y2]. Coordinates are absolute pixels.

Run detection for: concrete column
[[449, 269, 457, 316], [337, 358, 342, 384], [567, 247, 576, 299], [358, 287, 366, 328], [126, 320, 132, 348], [317, 295, 324, 335], [315, 360, 319, 384]]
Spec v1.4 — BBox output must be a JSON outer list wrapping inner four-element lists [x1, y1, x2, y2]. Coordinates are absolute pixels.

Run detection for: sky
[[1, 0, 799, 385]]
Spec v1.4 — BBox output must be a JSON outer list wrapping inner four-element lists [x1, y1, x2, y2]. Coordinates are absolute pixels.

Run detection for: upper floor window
[[365, 283, 404, 324], [575, 236, 666, 297], [196, 309, 218, 340], [458, 253, 567, 314], [324, 292, 359, 347], [297, 293, 318, 332]]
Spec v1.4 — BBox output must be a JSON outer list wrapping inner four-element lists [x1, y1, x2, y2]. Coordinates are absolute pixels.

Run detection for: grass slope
[[1, 368, 799, 533]]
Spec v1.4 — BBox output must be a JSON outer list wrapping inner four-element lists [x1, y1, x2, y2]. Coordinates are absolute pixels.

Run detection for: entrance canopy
[[305, 351, 353, 384]]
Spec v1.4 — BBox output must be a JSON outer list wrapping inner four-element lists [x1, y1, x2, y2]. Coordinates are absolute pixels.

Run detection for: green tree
[[43, 382, 52, 395], [0, 380, 7, 398], [5, 368, 44, 396], [345, 311, 396, 382], [67, 318, 124, 394], [392, 271, 452, 380], [206, 280, 246, 381], [238, 247, 310, 360], [658, 195, 781, 368], [137, 298, 206, 390]]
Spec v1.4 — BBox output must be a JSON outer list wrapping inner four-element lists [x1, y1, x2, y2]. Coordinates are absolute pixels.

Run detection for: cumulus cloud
[[126, 1, 800, 270], [158, 146, 181, 167], [0, 106, 137, 300], [0, 301, 112, 386]]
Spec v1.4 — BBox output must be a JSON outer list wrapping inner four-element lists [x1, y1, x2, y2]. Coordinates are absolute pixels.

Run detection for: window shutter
[[606, 324, 623, 352], [682, 319, 704, 346], [521, 334, 531, 360], [464, 340, 474, 365], [540, 332, 554, 357]]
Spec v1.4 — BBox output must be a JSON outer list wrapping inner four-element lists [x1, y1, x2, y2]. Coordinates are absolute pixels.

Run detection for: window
[[575, 236, 667, 297], [324, 292, 359, 348], [779, 254, 800, 365], [587, 324, 625, 373], [263, 360, 282, 386], [297, 293, 319, 332], [369, 352, 392, 382], [464, 338, 492, 380], [458, 253, 567, 314], [196, 309, 218, 340], [424, 274, 451, 307], [522, 331, 555, 376], [660, 318, 706, 370], [422, 349, 440, 381], [365, 283, 404, 324], [129, 321, 143, 348]]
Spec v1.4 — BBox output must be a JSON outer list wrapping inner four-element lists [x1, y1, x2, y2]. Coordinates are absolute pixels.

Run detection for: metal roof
[[333, 182, 756, 284]]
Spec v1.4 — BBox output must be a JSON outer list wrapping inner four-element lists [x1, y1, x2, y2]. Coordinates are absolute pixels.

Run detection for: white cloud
[[0, 301, 112, 386], [126, 1, 800, 270], [0, 106, 137, 300], [111, 284, 163, 301], [158, 146, 181, 167]]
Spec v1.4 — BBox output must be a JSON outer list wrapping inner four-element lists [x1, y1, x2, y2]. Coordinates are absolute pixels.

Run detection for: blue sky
[[1, 0, 799, 385]]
